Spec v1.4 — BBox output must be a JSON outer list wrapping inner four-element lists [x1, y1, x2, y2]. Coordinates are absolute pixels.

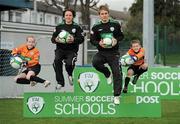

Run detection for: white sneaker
[[114, 96, 120, 105], [107, 74, 112, 85], [44, 80, 50, 88], [68, 76, 73, 86], [30, 81, 37, 87], [56, 84, 62, 90]]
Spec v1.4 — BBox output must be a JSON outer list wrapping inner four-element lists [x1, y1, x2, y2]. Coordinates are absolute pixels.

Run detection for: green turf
[[155, 53, 180, 66], [0, 99, 180, 124], [166, 54, 180, 65]]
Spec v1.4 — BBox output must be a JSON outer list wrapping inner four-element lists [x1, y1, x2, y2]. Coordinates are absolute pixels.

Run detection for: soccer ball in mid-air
[[10, 56, 23, 69], [57, 31, 70, 43], [120, 54, 134, 66]]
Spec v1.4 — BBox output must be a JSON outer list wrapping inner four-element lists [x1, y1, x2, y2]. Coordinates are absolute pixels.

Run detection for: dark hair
[[98, 5, 109, 14], [63, 8, 76, 18]]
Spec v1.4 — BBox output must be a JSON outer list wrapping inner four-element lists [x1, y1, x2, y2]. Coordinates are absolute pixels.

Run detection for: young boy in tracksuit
[[123, 39, 148, 93], [12, 36, 50, 87]]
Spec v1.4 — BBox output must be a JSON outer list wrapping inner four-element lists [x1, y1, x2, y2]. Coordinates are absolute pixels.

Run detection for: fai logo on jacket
[[72, 28, 76, 33], [78, 72, 100, 93], [27, 96, 45, 114], [110, 27, 114, 31]]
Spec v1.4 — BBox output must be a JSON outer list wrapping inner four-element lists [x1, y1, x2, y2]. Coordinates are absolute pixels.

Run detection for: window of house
[[15, 12, 22, 22], [78, 17, 82, 25], [31, 11, 37, 24], [1, 11, 4, 21], [9, 11, 13, 22], [46, 14, 51, 25], [54, 16, 59, 25], [39, 13, 43, 24]]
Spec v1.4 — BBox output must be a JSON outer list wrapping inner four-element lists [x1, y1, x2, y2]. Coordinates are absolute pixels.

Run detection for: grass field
[[156, 53, 180, 66], [166, 54, 180, 66], [0, 99, 179, 124]]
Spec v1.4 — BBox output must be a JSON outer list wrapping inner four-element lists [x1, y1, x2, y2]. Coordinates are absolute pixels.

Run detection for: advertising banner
[[24, 92, 161, 117], [24, 67, 180, 117], [124, 67, 180, 100]]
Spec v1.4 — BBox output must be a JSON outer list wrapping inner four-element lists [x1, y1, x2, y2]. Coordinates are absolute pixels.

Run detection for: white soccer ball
[[120, 54, 134, 66], [103, 38, 113, 48], [10, 56, 23, 69], [57, 31, 70, 43]]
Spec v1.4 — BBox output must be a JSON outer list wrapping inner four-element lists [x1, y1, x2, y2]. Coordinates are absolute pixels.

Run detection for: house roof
[[109, 9, 130, 20], [36, 1, 63, 15]]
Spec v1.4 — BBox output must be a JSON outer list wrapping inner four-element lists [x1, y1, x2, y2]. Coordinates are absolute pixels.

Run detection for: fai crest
[[110, 27, 115, 31], [27, 96, 45, 114], [78, 72, 100, 93]]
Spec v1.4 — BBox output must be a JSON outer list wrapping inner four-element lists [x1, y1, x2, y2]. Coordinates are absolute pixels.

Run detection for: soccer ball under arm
[[120, 54, 135, 66]]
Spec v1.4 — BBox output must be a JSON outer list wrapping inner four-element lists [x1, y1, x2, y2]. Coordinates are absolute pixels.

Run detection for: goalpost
[[143, 0, 154, 67]]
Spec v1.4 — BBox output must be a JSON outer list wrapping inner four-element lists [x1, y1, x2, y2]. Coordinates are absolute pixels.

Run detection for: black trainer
[[132, 75, 139, 84], [123, 87, 128, 93]]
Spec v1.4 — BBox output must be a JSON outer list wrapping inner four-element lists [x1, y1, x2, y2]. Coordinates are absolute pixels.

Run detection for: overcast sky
[[98, 0, 135, 11]]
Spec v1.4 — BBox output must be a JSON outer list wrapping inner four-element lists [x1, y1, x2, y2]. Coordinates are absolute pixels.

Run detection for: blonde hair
[[98, 5, 109, 14], [131, 39, 141, 46], [26, 36, 36, 42]]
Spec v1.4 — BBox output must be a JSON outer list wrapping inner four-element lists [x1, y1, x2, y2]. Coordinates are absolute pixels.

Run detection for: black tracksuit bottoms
[[92, 51, 122, 96], [53, 49, 77, 86]]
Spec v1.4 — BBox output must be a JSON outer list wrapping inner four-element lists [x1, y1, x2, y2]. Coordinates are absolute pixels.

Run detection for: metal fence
[[0, 49, 18, 76], [154, 25, 180, 66]]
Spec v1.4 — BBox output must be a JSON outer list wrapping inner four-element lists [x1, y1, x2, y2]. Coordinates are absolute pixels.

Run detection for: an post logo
[[136, 96, 160, 104], [27, 96, 45, 114], [78, 72, 100, 93]]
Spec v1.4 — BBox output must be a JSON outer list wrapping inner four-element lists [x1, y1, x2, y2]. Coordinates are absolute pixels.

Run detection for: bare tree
[[44, 0, 64, 11], [79, 0, 99, 30], [43, 0, 100, 30]]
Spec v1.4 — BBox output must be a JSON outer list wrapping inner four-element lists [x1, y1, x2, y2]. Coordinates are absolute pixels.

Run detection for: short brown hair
[[63, 8, 76, 17], [98, 5, 109, 14], [131, 39, 141, 46]]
